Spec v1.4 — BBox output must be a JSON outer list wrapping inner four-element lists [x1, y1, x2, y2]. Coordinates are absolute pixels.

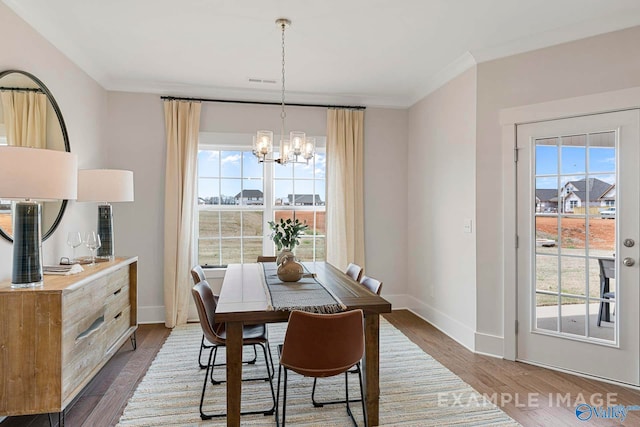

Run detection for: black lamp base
[[97, 204, 114, 259], [11, 201, 43, 288]]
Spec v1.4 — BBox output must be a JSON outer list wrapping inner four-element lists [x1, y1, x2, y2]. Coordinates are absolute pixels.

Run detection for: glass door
[[516, 110, 640, 385]]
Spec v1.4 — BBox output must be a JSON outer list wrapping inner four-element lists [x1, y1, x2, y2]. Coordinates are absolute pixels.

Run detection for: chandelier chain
[[280, 21, 286, 138]]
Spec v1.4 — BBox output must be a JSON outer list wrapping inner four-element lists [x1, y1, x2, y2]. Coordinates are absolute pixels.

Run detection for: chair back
[[360, 275, 383, 295], [280, 309, 364, 378], [191, 265, 206, 284], [191, 281, 223, 345], [598, 258, 615, 279], [344, 263, 363, 282], [257, 256, 277, 263]]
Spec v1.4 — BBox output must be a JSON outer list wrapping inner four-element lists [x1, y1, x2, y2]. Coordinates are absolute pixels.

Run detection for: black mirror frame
[[0, 69, 71, 243]]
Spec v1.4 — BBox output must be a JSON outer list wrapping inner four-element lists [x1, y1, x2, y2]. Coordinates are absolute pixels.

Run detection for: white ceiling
[[5, 0, 640, 108]]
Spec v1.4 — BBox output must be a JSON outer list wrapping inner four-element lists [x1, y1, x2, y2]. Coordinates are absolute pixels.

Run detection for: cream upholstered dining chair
[[345, 263, 363, 282], [191, 280, 276, 419], [360, 275, 383, 295], [276, 309, 367, 426]]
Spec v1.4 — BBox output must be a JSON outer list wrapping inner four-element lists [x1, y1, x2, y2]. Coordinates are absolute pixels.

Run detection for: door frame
[[500, 86, 640, 361]]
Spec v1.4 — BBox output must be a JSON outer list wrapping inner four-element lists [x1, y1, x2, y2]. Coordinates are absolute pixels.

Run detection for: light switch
[[463, 219, 473, 233]]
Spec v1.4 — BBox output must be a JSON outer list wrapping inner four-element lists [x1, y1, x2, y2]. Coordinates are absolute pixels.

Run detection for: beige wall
[[0, 3, 107, 281], [105, 94, 408, 322], [475, 25, 640, 345], [407, 67, 477, 349]]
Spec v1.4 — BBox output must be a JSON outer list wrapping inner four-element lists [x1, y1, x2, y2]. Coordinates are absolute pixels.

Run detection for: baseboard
[[139, 294, 505, 359], [402, 295, 476, 352], [474, 332, 504, 358], [138, 305, 165, 324]]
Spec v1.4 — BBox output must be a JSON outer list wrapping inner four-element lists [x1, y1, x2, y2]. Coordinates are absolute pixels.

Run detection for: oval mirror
[[0, 70, 70, 242]]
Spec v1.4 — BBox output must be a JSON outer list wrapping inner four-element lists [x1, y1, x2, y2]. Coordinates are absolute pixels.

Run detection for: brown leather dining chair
[[360, 275, 383, 295], [192, 265, 260, 369], [257, 255, 277, 263], [345, 263, 363, 282], [192, 265, 221, 369], [310, 274, 380, 410], [276, 309, 367, 426], [191, 280, 276, 419]]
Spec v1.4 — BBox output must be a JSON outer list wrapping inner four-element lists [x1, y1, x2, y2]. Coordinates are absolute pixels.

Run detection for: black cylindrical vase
[[97, 204, 114, 258], [12, 202, 43, 287]]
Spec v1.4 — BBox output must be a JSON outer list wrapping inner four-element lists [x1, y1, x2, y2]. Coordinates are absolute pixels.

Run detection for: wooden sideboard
[[0, 256, 138, 416]]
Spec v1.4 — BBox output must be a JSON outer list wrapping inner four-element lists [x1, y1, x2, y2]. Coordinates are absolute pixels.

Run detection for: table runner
[[261, 262, 346, 313]]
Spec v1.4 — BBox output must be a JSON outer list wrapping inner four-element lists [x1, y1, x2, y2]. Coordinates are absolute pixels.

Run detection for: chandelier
[[253, 18, 315, 164]]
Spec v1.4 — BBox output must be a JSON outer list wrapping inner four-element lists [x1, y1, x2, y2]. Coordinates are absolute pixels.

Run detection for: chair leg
[[247, 344, 258, 365], [598, 301, 604, 326], [275, 365, 288, 426], [276, 364, 283, 427], [210, 346, 222, 385], [257, 343, 276, 415], [199, 347, 218, 420], [200, 343, 277, 420], [198, 334, 213, 369], [283, 368, 288, 426], [345, 370, 354, 424], [356, 363, 368, 427], [311, 369, 362, 407]]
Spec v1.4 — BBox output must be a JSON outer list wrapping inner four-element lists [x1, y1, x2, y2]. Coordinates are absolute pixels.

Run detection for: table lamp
[[77, 169, 134, 259], [0, 146, 78, 288]]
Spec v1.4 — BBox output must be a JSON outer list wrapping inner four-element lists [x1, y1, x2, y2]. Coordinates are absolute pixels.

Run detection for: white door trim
[[501, 85, 640, 361]]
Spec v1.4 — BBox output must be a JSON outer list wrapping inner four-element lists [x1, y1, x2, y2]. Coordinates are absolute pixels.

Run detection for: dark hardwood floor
[[1, 324, 170, 427], [3, 310, 640, 426]]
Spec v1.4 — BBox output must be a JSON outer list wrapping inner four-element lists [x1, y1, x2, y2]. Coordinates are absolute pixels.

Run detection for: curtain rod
[[160, 95, 366, 110], [0, 87, 44, 93]]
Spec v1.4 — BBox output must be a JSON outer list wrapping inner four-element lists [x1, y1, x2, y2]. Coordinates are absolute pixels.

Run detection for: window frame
[[196, 133, 326, 267]]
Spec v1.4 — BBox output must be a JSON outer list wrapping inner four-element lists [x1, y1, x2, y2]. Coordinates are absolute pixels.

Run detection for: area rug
[[117, 319, 519, 426]]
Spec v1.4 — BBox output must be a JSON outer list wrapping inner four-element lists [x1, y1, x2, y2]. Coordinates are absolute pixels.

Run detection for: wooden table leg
[[364, 313, 380, 426], [226, 321, 243, 427]]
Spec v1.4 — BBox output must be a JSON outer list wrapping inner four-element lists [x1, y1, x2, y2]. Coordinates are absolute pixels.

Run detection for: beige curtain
[[325, 109, 365, 272], [1, 91, 47, 148], [163, 100, 201, 328]]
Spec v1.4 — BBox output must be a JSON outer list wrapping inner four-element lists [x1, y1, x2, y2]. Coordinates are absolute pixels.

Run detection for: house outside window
[[196, 133, 326, 266]]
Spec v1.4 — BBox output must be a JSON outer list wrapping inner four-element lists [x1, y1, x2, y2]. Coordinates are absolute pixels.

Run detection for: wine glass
[[67, 231, 82, 263], [85, 231, 101, 266], [66, 232, 82, 263]]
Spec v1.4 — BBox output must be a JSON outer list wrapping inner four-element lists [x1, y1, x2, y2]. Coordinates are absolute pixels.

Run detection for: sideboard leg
[[130, 331, 137, 350], [48, 410, 64, 427]]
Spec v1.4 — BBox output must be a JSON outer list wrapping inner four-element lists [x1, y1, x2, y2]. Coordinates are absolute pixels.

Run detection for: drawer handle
[[76, 315, 105, 341], [114, 288, 122, 296], [115, 312, 123, 320]]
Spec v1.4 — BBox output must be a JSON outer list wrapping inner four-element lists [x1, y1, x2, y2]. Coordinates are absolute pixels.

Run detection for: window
[[196, 134, 326, 266]]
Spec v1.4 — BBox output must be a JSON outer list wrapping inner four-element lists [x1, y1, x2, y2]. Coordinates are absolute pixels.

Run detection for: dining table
[[215, 261, 392, 426]]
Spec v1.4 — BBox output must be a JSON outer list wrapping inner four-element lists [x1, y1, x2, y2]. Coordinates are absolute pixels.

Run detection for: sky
[[535, 138, 615, 190], [197, 150, 326, 202]]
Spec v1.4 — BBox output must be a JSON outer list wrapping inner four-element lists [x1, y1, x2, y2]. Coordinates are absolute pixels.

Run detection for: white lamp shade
[[77, 169, 134, 202], [0, 146, 78, 200]]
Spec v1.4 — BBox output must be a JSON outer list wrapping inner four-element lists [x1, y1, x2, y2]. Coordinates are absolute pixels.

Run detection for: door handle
[[623, 257, 635, 267]]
